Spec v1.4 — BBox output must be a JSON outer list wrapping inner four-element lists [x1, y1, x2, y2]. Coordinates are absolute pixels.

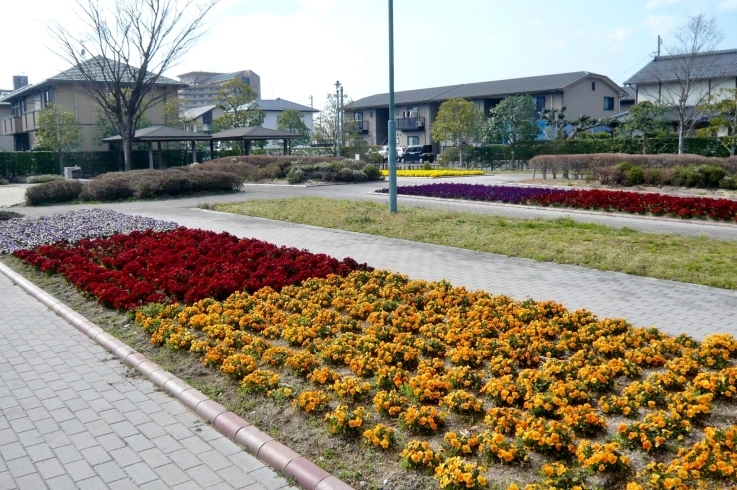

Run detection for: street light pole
[[388, 0, 397, 213], [335, 80, 341, 157]]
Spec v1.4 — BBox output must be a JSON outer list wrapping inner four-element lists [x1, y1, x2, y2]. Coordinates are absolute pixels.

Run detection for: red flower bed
[[533, 189, 737, 221], [14, 228, 370, 309]]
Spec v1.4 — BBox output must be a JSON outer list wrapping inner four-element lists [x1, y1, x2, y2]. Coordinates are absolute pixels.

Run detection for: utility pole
[[388, 0, 397, 213], [657, 35, 662, 56], [309, 95, 313, 108]]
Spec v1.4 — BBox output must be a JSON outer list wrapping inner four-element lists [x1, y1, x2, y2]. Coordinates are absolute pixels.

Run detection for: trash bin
[[64, 166, 82, 180]]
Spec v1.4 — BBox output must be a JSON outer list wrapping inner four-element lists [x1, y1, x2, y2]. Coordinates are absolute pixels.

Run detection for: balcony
[[348, 120, 368, 132], [22, 110, 39, 131], [2, 116, 22, 135], [397, 116, 425, 131]]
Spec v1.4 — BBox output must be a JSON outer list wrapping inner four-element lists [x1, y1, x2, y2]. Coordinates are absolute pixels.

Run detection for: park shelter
[[102, 126, 211, 168], [209, 127, 303, 155]]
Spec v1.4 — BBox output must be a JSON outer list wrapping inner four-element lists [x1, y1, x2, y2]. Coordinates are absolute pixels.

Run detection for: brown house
[[351, 71, 626, 149], [0, 60, 185, 151]]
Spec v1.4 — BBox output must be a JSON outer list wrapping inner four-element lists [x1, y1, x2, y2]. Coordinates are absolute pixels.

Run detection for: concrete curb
[[0, 261, 355, 490]]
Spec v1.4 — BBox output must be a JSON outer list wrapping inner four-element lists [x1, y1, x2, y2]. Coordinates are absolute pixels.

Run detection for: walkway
[[10, 175, 737, 241], [0, 272, 297, 490]]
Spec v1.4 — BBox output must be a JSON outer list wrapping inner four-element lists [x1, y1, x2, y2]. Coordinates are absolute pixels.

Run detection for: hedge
[[0, 149, 206, 179], [440, 137, 731, 168]]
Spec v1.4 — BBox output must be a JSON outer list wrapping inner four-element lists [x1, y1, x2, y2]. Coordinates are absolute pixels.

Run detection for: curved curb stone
[[0, 262, 356, 490]]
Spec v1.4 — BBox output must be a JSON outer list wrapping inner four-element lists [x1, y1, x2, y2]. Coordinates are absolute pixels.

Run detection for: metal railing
[[396, 116, 425, 131]]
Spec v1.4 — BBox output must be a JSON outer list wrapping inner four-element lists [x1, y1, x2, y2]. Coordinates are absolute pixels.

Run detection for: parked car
[[380, 146, 404, 162], [400, 145, 435, 164]]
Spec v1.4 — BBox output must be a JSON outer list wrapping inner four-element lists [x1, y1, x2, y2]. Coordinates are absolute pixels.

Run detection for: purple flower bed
[[376, 183, 566, 203], [0, 209, 178, 253]]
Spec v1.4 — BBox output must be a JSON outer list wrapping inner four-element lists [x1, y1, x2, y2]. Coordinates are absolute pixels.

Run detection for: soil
[[516, 178, 737, 200], [3, 254, 737, 490]]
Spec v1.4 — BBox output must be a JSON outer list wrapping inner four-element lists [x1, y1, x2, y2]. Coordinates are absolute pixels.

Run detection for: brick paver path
[[0, 272, 297, 490]]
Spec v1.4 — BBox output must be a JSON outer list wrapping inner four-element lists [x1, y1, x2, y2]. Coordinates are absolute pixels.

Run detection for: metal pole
[[340, 85, 344, 154], [335, 81, 341, 156], [388, 0, 397, 213]]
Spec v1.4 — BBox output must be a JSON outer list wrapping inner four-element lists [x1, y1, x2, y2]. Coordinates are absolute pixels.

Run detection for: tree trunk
[[642, 136, 647, 155], [678, 119, 685, 155], [58, 153, 64, 175], [123, 138, 133, 171], [459, 147, 464, 168]]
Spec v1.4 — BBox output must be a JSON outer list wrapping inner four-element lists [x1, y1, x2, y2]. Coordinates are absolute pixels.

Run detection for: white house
[[245, 98, 318, 148], [625, 48, 737, 106]]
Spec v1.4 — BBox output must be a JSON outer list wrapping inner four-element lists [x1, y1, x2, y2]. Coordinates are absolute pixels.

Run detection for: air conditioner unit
[[417, 120, 424, 127], [408, 111, 416, 117]]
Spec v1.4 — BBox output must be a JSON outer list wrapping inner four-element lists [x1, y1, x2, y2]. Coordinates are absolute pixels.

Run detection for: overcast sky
[[3, 0, 737, 110]]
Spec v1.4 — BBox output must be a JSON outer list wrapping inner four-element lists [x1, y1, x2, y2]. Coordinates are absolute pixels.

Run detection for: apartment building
[[0, 59, 184, 151], [177, 70, 261, 111], [351, 71, 626, 149]]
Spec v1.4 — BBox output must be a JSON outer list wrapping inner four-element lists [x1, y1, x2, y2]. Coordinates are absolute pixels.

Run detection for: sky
[[2, 0, 737, 111]]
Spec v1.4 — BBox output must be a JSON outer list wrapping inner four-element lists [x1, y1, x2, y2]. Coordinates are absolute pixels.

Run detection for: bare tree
[[49, 0, 218, 170], [649, 15, 724, 154]]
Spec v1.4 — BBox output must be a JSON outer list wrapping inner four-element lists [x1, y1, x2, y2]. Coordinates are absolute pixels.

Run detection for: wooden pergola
[[102, 126, 211, 169], [209, 127, 303, 156]]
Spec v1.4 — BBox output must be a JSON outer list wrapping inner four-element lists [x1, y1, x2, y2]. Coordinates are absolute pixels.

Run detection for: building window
[[354, 111, 363, 122], [369, 111, 373, 118], [535, 96, 545, 113], [603, 97, 614, 111], [43, 88, 53, 107], [591, 82, 596, 91], [407, 136, 419, 146]]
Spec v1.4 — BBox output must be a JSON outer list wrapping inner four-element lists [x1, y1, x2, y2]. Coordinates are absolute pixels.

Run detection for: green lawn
[[212, 197, 737, 289]]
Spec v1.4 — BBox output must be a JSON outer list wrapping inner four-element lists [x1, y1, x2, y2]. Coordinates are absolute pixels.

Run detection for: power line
[[614, 53, 654, 82]]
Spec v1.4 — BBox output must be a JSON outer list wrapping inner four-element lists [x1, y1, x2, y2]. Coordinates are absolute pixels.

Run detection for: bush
[[674, 165, 727, 188], [365, 152, 384, 166], [0, 178, 9, 185], [26, 168, 244, 205], [363, 164, 381, 181], [79, 179, 135, 202], [719, 176, 737, 190], [27, 174, 65, 184], [26, 180, 83, 205], [626, 166, 645, 186], [287, 167, 306, 184]]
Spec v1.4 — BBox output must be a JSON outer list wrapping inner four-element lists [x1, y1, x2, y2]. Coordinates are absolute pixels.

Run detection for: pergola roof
[[210, 126, 303, 141], [101, 126, 211, 142]]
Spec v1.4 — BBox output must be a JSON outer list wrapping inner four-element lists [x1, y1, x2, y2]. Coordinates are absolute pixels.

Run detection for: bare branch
[[47, 0, 218, 169]]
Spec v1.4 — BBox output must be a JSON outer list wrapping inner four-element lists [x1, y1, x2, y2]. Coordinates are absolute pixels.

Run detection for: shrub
[[365, 152, 383, 166], [27, 174, 64, 184], [674, 165, 726, 188], [25, 180, 83, 205], [720, 176, 737, 190], [0, 211, 23, 221], [0, 178, 9, 185], [287, 167, 306, 184], [363, 164, 381, 181], [79, 179, 134, 202], [626, 165, 645, 186]]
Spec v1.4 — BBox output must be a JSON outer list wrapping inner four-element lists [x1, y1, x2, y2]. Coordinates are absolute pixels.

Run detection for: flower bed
[[379, 169, 485, 178], [11, 217, 737, 489], [376, 183, 737, 222], [131, 269, 737, 490], [13, 228, 369, 308], [0, 209, 178, 253]]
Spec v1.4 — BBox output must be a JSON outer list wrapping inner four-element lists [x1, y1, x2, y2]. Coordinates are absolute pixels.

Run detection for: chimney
[[13, 76, 28, 90]]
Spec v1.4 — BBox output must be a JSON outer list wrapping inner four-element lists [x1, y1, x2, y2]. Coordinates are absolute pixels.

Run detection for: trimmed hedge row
[[441, 138, 732, 168], [25, 168, 244, 205], [205, 156, 381, 184]]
